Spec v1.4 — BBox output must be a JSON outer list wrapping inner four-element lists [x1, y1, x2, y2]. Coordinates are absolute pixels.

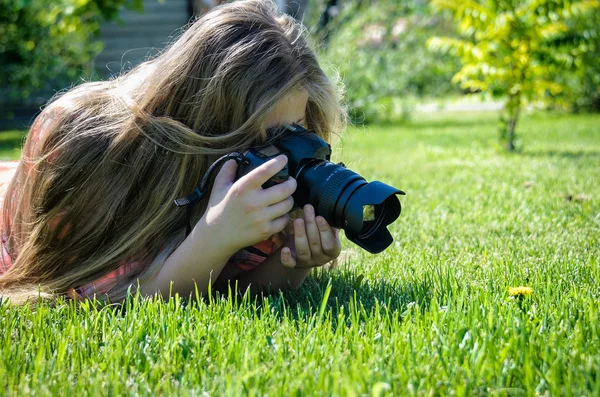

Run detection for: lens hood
[[342, 181, 405, 254]]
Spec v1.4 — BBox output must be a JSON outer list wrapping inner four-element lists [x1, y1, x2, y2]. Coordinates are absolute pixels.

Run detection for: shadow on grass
[[376, 115, 498, 131], [523, 149, 600, 161], [255, 268, 437, 327], [67, 260, 455, 330]]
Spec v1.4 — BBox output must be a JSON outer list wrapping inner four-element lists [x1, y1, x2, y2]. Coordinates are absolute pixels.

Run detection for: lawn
[[1, 112, 599, 396]]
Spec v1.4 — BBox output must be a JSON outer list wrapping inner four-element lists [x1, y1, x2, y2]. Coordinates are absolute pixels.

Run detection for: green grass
[[1, 112, 599, 396], [0, 130, 27, 160]]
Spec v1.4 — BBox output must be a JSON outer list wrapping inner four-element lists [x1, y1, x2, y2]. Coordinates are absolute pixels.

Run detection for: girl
[[0, 0, 346, 305]]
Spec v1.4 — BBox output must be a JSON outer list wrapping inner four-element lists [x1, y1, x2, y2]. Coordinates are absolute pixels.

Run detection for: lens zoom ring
[[310, 166, 355, 216]]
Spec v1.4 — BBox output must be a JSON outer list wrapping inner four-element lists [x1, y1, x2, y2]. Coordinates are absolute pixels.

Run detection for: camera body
[[236, 124, 405, 254], [236, 124, 331, 204]]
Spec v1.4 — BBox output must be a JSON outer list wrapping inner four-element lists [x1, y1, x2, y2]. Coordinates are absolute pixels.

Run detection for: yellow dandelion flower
[[508, 286, 533, 297]]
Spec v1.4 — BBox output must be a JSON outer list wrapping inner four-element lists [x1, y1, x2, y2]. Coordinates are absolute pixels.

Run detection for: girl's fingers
[[293, 218, 312, 262], [237, 155, 288, 190], [261, 177, 297, 206], [316, 217, 342, 256], [303, 205, 323, 255], [269, 214, 290, 235], [265, 196, 294, 220], [212, 160, 238, 192], [281, 247, 296, 268]]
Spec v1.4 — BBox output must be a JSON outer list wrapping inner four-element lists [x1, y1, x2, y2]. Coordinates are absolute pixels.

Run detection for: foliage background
[[1, 0, 597, 122]]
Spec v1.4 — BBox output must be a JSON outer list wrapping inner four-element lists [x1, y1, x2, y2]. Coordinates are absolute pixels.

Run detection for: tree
[[0, 0, 143, 103], [427, 0, 599, 151]]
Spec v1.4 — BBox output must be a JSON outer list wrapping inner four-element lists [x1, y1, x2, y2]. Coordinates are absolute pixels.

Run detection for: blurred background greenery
[[0, 0, 598, 150]]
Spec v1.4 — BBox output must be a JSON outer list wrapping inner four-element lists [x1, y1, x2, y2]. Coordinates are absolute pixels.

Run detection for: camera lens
[[293, 160, 404, 254]]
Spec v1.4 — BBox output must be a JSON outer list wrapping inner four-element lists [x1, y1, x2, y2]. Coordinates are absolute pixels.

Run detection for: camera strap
[[174, 152, 249, 236]]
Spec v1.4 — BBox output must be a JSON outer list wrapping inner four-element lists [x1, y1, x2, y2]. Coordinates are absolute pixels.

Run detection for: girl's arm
[[139, 217, 238, 298]]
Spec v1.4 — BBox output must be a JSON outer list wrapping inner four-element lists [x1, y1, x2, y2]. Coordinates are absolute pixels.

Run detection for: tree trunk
[[501, 96, 521, 152], [506, 108, 519, 152]]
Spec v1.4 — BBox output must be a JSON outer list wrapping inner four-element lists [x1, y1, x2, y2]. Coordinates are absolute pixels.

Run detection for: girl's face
[[264, 89, 308, 128]]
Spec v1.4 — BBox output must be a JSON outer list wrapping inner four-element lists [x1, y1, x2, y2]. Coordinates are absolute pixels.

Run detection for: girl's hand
[[144, 157, 295, 299], [280, 204, 342, 269], [198, 155, 297, 254]]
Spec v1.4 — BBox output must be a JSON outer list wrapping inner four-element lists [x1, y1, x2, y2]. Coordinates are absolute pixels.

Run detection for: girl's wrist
[[193, 214, 244, 255], [141, 216, 238, 298]]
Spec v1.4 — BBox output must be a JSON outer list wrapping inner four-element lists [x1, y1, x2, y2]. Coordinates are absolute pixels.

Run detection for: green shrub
[[0, 0, 143, 104]]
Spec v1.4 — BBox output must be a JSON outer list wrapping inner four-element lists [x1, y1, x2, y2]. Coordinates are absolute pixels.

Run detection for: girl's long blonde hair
[[0, 0, 345, 304]]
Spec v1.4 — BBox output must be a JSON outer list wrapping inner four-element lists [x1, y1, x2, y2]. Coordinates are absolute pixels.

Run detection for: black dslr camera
[[236, 123, 405, 254]]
